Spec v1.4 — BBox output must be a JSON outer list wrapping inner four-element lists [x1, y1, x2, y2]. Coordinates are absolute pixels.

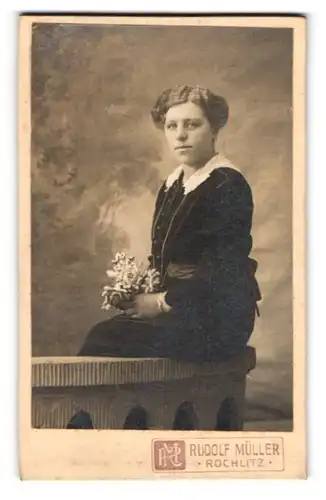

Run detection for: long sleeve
[[164, 173, 254, 309]]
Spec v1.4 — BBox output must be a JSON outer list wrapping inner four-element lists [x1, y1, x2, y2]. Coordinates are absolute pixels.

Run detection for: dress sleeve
[[164, 174, 254, 308]]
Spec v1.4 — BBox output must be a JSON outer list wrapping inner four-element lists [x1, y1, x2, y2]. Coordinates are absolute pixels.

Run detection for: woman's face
[[164, 102, 216, 166]]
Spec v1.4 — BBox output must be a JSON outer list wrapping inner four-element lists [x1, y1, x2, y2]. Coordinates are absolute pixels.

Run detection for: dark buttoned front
[[151, 171, 186, 278], [150, 166, 260, 305], [80, 162, 261, 362]]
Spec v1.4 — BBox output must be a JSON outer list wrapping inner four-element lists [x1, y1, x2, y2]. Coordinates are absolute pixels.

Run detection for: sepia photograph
[[19, 15, 306, 479]]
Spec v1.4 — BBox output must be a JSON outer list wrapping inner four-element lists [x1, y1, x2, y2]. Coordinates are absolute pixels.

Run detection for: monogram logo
[[153, 440, 186, 471]]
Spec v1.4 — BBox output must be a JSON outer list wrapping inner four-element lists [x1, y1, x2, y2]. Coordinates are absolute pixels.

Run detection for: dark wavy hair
[[151, 85, 229, 133]]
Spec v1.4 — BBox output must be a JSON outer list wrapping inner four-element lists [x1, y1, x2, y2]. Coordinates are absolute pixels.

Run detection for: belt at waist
[[164, 259, 262, 298], [165, 262, 198, 280]]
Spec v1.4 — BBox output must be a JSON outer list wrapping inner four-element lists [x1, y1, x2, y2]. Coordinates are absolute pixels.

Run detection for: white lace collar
[[164, 153, 237, 195]]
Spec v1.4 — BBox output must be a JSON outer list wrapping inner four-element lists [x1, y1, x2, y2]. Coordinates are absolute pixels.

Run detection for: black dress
[[78, 157, 261, 362]]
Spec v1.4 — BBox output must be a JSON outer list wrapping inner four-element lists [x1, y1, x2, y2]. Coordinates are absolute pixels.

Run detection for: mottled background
[[31, 23, 293, 428]]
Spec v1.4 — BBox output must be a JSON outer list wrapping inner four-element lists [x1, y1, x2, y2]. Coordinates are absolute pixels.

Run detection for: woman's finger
[[131, 313, 142, 319], [114, 297, 134, 310], [124, 307, 136, 317], [123, 307, 142, 319]]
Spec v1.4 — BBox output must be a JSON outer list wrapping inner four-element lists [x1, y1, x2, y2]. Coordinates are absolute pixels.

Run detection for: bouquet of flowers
[[101, 252, 161, 312]]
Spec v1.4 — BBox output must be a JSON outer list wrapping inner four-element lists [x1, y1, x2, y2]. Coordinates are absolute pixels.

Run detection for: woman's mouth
[[175, 146, 192, 151]]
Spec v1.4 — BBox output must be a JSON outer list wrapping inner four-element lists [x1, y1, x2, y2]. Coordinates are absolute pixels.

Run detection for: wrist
[[157, 292, 172, 313]]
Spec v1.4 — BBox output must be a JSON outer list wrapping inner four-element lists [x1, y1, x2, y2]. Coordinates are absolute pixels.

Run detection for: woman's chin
[[173, 152, 196, 165]]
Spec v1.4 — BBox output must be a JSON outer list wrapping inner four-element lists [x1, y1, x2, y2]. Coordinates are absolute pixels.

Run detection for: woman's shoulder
[[208, 167, 247, 191], [203, 161, 252, 204], [208, 156, 250, 189]]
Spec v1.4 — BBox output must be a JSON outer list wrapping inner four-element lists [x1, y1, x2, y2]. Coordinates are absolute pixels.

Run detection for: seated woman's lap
[[78, 296, 256, 360], [78, 315, 160, 357]]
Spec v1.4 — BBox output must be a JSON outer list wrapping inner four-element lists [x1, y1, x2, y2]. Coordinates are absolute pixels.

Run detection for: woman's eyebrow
[[166, 117, 202, 123], [184, 118, 202, 122]]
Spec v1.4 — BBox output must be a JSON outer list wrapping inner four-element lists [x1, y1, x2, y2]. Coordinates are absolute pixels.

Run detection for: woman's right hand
[[110, 293, 133, 311]]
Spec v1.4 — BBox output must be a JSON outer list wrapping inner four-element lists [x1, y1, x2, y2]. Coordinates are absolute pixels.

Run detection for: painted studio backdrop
[[31, 24, 293, 427]]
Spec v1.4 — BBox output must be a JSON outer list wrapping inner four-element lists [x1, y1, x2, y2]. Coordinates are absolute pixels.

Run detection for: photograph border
[[19, 14, 306, 480]]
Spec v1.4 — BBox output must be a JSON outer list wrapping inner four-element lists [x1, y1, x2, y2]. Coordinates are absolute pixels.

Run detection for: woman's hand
[[124, 293, 162, 320]]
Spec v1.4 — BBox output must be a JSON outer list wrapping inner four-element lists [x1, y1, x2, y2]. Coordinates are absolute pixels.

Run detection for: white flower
[[106, 270, 117, 279], [101, 252, 161, 311]]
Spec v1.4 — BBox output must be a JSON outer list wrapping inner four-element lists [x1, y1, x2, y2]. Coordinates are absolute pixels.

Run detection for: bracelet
[[157, 292, 172, 314]]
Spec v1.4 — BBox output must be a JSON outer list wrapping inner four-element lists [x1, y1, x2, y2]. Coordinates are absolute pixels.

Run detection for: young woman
[[78, 85, 261, 361]]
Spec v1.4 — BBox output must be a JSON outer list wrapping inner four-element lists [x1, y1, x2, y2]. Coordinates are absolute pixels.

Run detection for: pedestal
[[32, 346, 256, 430]]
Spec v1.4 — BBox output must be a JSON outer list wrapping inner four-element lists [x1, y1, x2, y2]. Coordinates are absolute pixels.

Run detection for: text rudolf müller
[[189, 440, 282, 470]]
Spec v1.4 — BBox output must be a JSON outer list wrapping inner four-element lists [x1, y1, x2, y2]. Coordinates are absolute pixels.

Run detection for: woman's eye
[[187, 121, 200, 130], [165, 121, 201, 130]]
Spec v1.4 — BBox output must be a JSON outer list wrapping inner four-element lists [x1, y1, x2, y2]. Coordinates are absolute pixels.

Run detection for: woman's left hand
[[124, 293, 161, 319]]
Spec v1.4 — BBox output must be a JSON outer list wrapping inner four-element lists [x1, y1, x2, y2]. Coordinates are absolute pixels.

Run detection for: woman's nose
[[176, 125, 188, 140]]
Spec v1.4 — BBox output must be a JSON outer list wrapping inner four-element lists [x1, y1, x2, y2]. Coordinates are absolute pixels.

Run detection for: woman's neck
[[182, 164, 198, 182], [182, 151, 217, 182]]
